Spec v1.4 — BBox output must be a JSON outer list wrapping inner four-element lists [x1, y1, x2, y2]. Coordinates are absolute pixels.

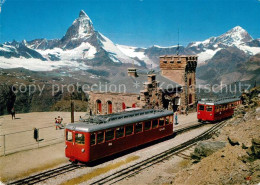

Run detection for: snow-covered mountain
[[0, 10, 145, 71], [186, 26, 260, 64], [0, 10, 260, 71]]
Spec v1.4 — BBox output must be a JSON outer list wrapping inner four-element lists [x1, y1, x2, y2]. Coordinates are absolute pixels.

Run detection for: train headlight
[[81, 149, 85, 153]]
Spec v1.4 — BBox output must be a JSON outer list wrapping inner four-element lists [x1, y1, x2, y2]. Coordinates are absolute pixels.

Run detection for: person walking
[[175, 111, 178, 125]]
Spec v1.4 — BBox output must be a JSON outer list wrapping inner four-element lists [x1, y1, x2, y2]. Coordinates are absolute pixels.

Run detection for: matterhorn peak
[[61, 10, 94, 43], [79, 10, 87, 17]]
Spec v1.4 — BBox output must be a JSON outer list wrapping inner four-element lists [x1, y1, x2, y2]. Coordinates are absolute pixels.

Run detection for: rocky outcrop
[[246, 138, 260, 160], [228, 136, 240, 146], [191, 141, 226, 162]]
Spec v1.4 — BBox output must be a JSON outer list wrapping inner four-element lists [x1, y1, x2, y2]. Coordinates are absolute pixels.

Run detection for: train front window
[[152, 119, 158, 128], [135, 123, 143, 133], [105, 129, 115, 141], [125, 125, 133, 136], [144, 121, 151, 131], [206, 106, 212, 112], [66, 131, 73, 142], [90, 133, 96, 145], [75, 133, 85, 144], [116, 127, 124, 138], [97, 131, 104, 144], [199, 105, 204, 111]]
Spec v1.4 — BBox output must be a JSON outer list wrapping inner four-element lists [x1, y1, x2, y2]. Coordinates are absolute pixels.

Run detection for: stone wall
[[89, 92, 139, 114]]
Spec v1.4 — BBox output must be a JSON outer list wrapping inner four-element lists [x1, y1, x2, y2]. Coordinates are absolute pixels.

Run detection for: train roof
[[66, 109, 173, 133], [198, 97, 240, 105]]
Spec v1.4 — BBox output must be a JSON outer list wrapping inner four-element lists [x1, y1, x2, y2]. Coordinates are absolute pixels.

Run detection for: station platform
[[0, 111, 198, 183]]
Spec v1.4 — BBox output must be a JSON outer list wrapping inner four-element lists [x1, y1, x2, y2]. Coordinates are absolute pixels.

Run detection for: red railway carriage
[[197, 97, 241, 122], [65, 109, 174, 163]]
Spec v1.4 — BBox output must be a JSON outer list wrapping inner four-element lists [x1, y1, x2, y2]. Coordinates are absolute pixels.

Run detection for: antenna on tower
[[177, 28, 180, 55]]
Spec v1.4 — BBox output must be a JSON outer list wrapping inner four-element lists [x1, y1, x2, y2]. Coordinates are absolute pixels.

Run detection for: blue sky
[[0, 0, 259, 47]]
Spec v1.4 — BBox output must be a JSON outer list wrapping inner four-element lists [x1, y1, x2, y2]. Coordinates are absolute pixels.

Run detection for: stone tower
[[159, 55, 197, 109]]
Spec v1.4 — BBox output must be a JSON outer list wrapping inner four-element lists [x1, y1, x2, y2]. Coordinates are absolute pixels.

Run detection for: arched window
[[96, 100, 102, 114], [107, 101, 112, 114], [189, 78, 192, 86], [122, 102, 126, 110]]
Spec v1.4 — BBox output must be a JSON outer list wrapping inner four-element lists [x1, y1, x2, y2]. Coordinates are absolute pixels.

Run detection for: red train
[[65, 109, 173, 163], [197, 97, 241, 122]]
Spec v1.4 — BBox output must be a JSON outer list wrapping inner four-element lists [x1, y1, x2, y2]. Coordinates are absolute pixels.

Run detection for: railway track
[[8, 163, 81, 185], [89, 120, 227, 185], [7, 121, 217, 185]]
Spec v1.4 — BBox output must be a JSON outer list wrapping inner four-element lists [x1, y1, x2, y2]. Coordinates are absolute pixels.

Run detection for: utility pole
[[71, 95, 74, 123]]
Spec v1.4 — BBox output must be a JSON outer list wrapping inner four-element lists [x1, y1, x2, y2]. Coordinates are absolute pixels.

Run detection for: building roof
[[66, 109, 173, 132], [198, 97, 240, 105], [159, 55, 198, 58], [92, 69, 181, 94]]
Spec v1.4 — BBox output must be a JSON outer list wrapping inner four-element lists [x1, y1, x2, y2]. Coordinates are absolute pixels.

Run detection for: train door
[[206, 105, 213, 121], [73, 132, 86, 161], [198, 104, 206, 121], [65, 130, 74, 158]]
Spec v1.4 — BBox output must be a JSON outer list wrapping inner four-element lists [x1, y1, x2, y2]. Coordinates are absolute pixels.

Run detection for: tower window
[[177, 60, 181, 63], [170, 61, 174, 63], [189, 78, 192, 86], [163, 61, 167, 64]]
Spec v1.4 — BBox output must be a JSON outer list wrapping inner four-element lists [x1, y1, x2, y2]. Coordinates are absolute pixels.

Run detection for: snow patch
[[36, 42, 96, 60], [0, 57, 90, 71], [197, 48, 221, 64]]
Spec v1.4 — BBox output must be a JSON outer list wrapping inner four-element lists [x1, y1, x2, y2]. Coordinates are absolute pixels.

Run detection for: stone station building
[[88, 55, 197, 115]]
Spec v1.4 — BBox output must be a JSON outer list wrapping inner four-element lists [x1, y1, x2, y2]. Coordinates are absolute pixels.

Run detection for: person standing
[[175, 111, 178, 125], [11, 107, 15, 120], [185, 106, 189, 116]]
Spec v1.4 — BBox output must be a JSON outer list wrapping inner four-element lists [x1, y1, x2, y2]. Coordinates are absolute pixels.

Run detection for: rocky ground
[[162, 87, 260, 185]]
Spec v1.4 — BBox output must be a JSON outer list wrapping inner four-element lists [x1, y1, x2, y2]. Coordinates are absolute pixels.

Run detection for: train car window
[[144, 121, 151, 131], [165, 116, 170, 125], [215, 106, 219, 112], [135, 122, 143, 133], [90, 133, 96, 145], [125, 124, 133, 136], [231, 103, 234, 108], [152, 119, 158, 128], [206, 106, 212, 112], [75, 133, 85, 144], [66, 131, 73, 142], [199, 105, 204, 111], [116, 127, 124, 138], [105, 129, 115, 141], [97, 131, 104, 144], [159, 117, 165, 127]]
